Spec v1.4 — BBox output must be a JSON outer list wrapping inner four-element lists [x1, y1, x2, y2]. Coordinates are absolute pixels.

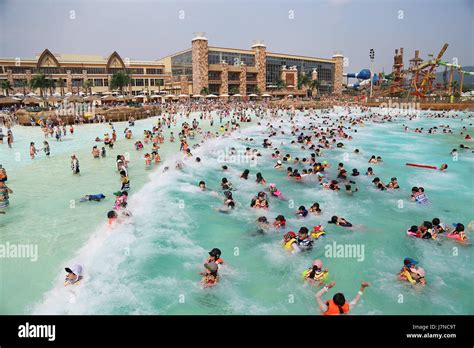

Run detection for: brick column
[[332, 54, 344, 95], [66, 70, 72, 93], [180, 75, 189, 94], [220, 61, 228, 95], [191, 32, 209, 95], [6, 69, 13, 83], [311, 68, 318, 96], [239, 63, 247, 95], [252, 42, 266, 92], [26, 70, 32, 93]]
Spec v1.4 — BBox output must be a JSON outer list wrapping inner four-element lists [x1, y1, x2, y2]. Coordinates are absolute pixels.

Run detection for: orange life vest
[[324, 300, 350, 315]]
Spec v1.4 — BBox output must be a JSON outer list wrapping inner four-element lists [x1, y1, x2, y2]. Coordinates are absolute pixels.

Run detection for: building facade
[[0, 49, 170, 95], [159, 33, 344, 95], [0, 34, 344, 97]]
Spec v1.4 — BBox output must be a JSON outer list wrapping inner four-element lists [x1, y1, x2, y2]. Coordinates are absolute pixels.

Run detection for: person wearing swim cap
[[64, 264, 83, 286], [315, 281, 369, 315], [303, 259, 329, 286]]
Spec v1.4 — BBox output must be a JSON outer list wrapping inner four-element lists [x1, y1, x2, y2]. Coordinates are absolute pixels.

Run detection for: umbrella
[[219, 94, 229, 97], [262, 93, 271, 97], [231, 94, 242, 97], [26, 92, 37, 97], [23, 96, 42, 104], [178, 94, 190, 98], [52, 92, 62, 97], [164, 94, 175, 98], [248, 93, 258, 97], [206, 94, 218, 98], [0, 97, 21, 104], [13, 93, 24, 98], [192, 94, 203, 98], [66, 96, 83, 103], [101, 95, 117, 102]]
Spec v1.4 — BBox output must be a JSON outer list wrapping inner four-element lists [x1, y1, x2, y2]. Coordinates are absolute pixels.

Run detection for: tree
[[110, 71, 131, 95], [1, 80, 12, 96], [309, 79, 320, 96], [45, 78, 55, 96], [57, 78, 66, 96], [17, 79, 27, 95], [156, 79, 163, 94], [30, 73, 48, 98], [298, 74, 311, 90], [200, 87, 209, 95], [275, 79, 285, 90], [254, 86, 261, 96], [83, 79, 93, 95], [229, 86, 239, 95]]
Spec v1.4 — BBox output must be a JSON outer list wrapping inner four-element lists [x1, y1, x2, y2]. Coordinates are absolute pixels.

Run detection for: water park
[[0, 0, 473, 346]]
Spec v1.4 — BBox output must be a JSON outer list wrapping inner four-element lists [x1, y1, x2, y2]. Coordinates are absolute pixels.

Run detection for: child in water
[[200, 262, 219, 287]]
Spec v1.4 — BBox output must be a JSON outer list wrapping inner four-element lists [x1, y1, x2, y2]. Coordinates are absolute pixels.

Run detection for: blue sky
[[0, 0, 472, 73]]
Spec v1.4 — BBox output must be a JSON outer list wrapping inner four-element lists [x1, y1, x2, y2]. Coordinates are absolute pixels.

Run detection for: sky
[[0, 0, 472, 74]]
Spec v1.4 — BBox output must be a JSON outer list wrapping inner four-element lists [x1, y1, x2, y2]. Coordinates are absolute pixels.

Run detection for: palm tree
[[110, 71, 131, 95], [1, 80, 12, 96], [309, 79, 320, 96], [30, 73, 48, 98], [57, 78, 66, 96], [17, 79, 27, 95], [200, 87, 209, 95], [83, 79, 93, 95], [45, 78, 56, 97], [229, 86, 239, 95], [275, 79, 285, 90], [298, 74, 311, 90], [156, 79, 163, 94]]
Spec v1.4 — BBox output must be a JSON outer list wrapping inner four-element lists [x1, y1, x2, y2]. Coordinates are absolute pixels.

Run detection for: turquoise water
[[1, 108, 473, 315]]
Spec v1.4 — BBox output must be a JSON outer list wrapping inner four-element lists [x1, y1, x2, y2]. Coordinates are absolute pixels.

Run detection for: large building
[[0, 34, 344, 97], [159, 33, 344, 96], [0, 49, 170, 95]]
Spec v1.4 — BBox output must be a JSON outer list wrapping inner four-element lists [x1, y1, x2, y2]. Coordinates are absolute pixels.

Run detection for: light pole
[[369, 49, 375, 99]]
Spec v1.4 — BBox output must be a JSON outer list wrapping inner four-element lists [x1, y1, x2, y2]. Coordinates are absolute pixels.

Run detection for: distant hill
[[435, 66, 474, 85]]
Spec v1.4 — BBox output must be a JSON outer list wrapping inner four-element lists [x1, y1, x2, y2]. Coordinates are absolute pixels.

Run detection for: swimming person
[[200, 262, 219, 288], [315, 281, 370, 315], [0, 181, 13, 213], [80, 194, 106, 202], [64, 264, 83, 286], [43, 141, 50, 157], [302, 259, 329, 286], [328, 216, 352, 227]]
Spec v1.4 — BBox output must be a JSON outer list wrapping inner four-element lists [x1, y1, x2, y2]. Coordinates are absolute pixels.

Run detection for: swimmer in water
[[221, 178, 233, 190], [199, 181, 207, 190], [297, 227, 313, 251], [200, 262, 219, 287], [296, 205, 309, 218], [388, 177, 400, 189], [309, 203, 322, 214], [303, 259, 329, 287], [64, 264, 83, 286], [328, 216, 352, 227], [315, 281, 369, 315], [440, 163, 448, 172], [241, 169, 250, 179], [274, 215, 286, 228]]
